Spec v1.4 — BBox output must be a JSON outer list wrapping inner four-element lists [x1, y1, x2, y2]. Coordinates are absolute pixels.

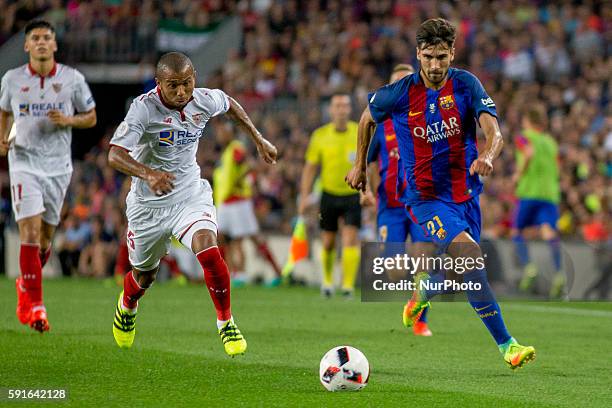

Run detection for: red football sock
[[20, 243, 43, 306], [256, 241, 282, 277], [197, 246, 231, 321], [114, 241, 130, 277], [122, 271, 146, 310], [218, 243, 227, 260], [40, 246, 52, 268]]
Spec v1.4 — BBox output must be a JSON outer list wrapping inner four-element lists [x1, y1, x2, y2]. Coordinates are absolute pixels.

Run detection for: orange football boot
[[412, 320, 433, 337]]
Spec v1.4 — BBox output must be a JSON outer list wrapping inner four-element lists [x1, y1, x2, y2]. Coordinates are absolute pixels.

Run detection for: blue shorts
[[407, 196, 481, 251], [377, 206, 429, 243], [514, 199, 559, 230]]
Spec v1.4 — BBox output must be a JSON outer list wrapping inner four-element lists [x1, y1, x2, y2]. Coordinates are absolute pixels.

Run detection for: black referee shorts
[[319, 191, 362, 232]]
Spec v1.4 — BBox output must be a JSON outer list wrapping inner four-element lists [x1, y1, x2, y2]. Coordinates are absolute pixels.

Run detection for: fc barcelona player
[[363, 63, 435, 337], [347, 18, 535, 369]]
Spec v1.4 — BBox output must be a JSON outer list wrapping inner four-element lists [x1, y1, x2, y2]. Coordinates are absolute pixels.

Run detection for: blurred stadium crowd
[[0, 0, 609, 278], [0, 0, 236, 62]]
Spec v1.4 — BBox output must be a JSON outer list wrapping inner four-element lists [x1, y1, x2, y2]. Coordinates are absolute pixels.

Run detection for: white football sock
[[217, 316, 234, 330]]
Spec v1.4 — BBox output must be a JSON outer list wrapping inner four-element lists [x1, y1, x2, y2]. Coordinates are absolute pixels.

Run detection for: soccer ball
[[319, 346, 369, 391]]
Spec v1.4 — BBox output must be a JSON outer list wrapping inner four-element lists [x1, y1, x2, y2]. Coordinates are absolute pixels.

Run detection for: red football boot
[[15, 277, 32, 325], [29, 305, 50, 333]]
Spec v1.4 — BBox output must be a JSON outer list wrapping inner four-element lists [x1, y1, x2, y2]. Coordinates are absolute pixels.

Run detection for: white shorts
[[9, 171, 71, 226], [217, 199, 259, 239], [126, 180, 217, 271]]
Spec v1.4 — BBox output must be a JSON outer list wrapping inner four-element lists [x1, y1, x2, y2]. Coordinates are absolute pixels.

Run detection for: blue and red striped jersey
[[367, 68, 497, 206], [366, 119, 406, 210]]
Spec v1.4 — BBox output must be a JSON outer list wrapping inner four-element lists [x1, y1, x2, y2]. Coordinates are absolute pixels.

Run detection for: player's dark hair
[[392, 64, 415, 74], [156, 52, 194, 77], [416, 18, 456, 49], [24, 19, 55, 36]]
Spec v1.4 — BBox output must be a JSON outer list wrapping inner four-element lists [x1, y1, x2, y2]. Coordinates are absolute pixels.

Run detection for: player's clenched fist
[[345, 166, 367, 192], [47, 110, 72, 127], [256, 138, 278, 164], [145, 169, 176, 196], [469, 156, 494, 177]]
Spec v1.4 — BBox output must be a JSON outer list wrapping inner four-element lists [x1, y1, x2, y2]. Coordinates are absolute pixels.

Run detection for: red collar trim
[[28, 62, 57, 77], [156, 86, 174, 110], [156, 86, 194, 111]]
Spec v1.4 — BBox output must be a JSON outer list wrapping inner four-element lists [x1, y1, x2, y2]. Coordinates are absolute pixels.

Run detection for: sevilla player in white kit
[[0, 20, 97, 333], [109, 52, 277, 356]]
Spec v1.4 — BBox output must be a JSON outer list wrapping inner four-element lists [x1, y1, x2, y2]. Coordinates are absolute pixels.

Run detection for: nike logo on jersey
[[408, 111, 423, 117]]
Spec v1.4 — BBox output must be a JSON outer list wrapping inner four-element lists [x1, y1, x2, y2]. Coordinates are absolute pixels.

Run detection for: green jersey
[[515, 128, 560, 203]]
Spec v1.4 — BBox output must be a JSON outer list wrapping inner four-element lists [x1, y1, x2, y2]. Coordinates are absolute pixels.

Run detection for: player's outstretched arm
[[345, 106, 376, 191], [469, 112, 504, 177], [225, 96, 277, 164], [0, 110, 13, 156], [108, 145, 175, 196], [47, 108, 97, 129]]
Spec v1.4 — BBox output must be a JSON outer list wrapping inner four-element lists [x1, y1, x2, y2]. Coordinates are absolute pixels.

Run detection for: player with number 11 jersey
[[0, 20, 97, 333]]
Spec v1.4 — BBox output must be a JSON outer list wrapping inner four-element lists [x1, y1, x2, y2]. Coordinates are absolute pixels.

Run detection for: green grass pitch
[[1, 278, 611, 407]]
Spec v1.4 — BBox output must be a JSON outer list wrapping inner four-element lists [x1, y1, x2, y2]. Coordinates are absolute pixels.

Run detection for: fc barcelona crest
[[192, 113, 203, 125], [436, 227, 447, 240], [52, 83, 62, 93], [439, 95, 454, 110]]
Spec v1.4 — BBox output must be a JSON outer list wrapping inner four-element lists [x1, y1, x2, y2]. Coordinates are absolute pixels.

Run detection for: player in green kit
[[511, 104, 564, 298]]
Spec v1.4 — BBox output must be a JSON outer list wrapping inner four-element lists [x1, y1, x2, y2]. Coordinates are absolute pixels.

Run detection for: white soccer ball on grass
[[319, 346, 369, 391]]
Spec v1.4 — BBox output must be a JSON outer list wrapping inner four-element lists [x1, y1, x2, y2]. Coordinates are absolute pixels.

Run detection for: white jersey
[[110, 87, 230, 208], [0, 63, 96, 176]]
